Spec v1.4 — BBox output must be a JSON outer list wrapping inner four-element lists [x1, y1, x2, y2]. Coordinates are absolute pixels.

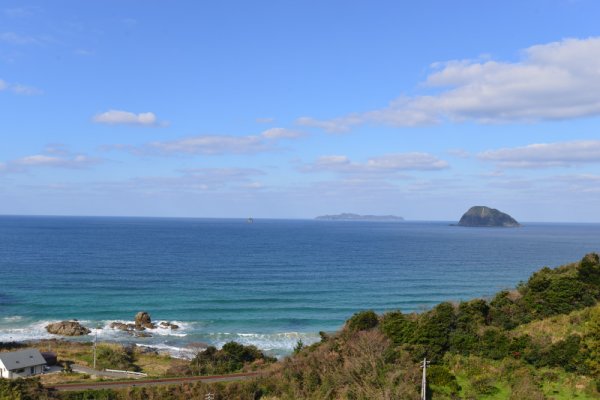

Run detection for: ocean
[[0, 216, 599, 357]]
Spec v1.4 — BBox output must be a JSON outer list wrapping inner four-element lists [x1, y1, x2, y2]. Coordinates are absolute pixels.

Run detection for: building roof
[[0, 349, 46, 370]]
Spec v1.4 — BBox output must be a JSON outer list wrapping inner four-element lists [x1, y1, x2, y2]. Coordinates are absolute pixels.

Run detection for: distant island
[[457, 205, 520, 227], [315, 213, 404, 221]]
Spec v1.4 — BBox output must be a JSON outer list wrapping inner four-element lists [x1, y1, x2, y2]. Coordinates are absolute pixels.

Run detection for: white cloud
[[260, 128, 304, 139], [478, 140, 600, 168], [0, 147, 99, 174], [139, 128, 304, 155], [0, 78, 42, 95], [303, 152, 449, 174], [93, 110, 163, 127], [297, 37, 600, 131], [148, 135, 266, 155], [15, 154, 97, 168]]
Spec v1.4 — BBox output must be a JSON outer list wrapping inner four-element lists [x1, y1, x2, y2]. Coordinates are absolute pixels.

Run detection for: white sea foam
[[0, 320, 56, 342], [101, 319, 189, 337], [1, 315, 24, 323], [0, 317, 320, 358], [208, 331, 321, 352]]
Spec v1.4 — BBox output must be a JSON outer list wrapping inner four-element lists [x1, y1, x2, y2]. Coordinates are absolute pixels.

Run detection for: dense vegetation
[[266, 253, 600, 399], [189, 342, 276, 375], [2, 253, 600, 399]]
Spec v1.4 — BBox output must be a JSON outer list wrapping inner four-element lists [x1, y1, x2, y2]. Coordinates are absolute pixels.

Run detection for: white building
[[0, 349, 47, 379]]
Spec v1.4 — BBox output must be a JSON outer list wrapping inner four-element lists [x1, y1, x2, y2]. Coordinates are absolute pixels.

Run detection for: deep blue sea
[[0, 216, 599, 357]]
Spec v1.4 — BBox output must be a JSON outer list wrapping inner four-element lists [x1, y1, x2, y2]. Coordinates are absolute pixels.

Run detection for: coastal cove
[[1, 216, 599, 357]]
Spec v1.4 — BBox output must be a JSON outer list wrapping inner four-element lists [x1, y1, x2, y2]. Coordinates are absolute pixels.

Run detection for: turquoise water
[[0, 216, 599, 356]]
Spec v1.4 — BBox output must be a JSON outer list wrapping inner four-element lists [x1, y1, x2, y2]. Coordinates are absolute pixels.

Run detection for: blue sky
[[2, 1, 600, 221]]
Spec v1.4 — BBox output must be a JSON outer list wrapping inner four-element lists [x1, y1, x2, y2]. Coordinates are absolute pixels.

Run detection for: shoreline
[[0, 318, 321, 359]]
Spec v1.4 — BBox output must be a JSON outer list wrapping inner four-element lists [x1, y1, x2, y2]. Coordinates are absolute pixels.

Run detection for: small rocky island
[[316, 213, 404, 221], [457, 206, 520, 227]]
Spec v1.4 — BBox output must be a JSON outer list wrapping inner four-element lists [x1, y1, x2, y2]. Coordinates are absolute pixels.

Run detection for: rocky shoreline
[[45, 311, 179, 338]]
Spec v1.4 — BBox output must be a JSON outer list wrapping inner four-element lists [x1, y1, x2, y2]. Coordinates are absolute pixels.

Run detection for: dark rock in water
[[159, 321, 179, 330], [135, 311, 156, 329], [46, 320, 91, 336], [110, 322, 130, 331], [134, 331, 152, 338], [458, 206, 520, 227]]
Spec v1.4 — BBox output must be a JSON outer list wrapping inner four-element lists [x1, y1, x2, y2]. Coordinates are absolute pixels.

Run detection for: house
[[0, 349, 47, 379]]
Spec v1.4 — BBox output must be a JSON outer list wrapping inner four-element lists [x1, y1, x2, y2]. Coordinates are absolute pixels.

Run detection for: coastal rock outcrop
[[135, 311, 156, 330], [46, 320, 91, 336], [458, 206, 520, 227], [109, 312, 166, 337], [159, 321, 180, 330], [109, 322, 135, 331]]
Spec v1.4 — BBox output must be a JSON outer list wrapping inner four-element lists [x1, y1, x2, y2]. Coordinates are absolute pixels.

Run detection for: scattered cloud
[[296, 115, 365, 133], [260, 127, 304, 139], [256, 117, 275, 124], [447, 148, 471, 158], [147, 135, 267, 155], [11, 83, 42, 95], [0, 147, 99, 174], [553, 174, 600, 193], [0, 32, 39, 45], [0, 78, 42, 95], [97, 168, 264, 193], [297, 37, 600, 132], [4, 6, 41, 18], [92, 110, 166, 127], [478, 140, 600, 168], [74, 49, 94, 56], [132, 128, 305, 155], [302, 152, 449, 175]]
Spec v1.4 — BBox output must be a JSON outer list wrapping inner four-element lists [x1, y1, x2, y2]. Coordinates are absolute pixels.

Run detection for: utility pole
[[420, 358, 430, 400], [93, 325, 98, 370]]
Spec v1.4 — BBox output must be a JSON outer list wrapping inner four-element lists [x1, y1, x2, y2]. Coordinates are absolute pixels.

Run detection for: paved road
[[49, 372, 261, 391]]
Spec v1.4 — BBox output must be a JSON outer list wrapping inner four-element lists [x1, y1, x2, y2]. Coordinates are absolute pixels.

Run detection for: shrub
[[190, 342, 275, 375], [489, 290, 529, 329], [412, 302, 456, 360], [380, 311, 415, 344], [539, 334, 585, 372], [95, 345, 138, 371], [471, 376, 499, 396], [346, 310, 379, 332], [478, 328, 510, 360], [427, 365, 460, 394], [0, 378, 49, 400], [578, 252, 600, 286]]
